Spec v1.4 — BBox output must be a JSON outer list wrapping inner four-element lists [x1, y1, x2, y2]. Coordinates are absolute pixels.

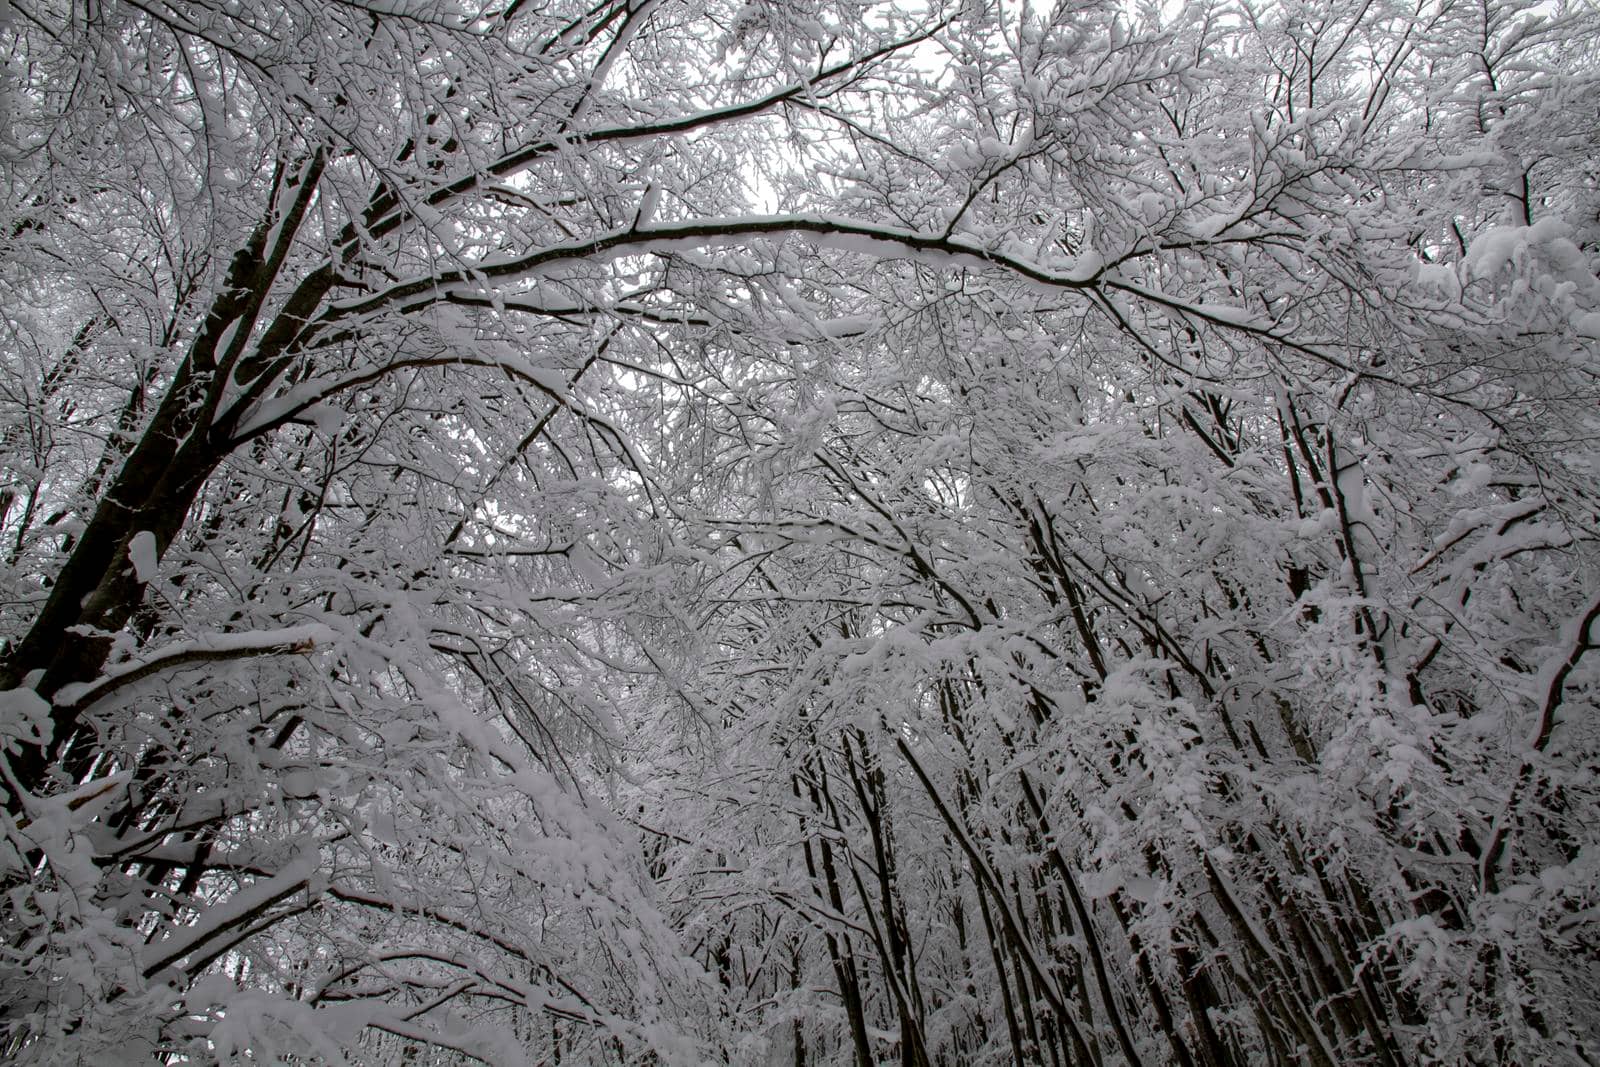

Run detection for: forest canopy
[[1, 0, 1598, 1062]]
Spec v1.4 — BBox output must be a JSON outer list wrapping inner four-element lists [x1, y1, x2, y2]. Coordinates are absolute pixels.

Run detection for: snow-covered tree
[[2, 0, 1597, 1062]]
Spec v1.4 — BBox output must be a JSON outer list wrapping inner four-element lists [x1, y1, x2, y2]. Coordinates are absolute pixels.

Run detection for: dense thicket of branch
[[1, 0, 1597, 1063]]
